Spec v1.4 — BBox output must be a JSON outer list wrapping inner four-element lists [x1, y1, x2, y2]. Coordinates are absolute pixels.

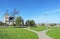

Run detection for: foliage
[[49, 23, 57, 26], [0, 21, 2, 26], [12, 9, 19, 26], [25, 20, 35, 26], [16, 16, 24, 26], [40, 23, 45, 26], [25, 20, 30, 26]]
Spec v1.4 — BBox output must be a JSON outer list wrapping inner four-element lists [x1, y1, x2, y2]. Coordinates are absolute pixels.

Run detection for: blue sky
[[0, 0, 60, 23]]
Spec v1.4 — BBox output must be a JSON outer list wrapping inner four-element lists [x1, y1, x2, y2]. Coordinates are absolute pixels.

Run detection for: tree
[[41, 23, 45, 26], [12, 9, 19, 26], [0, 21, 2, 26], [25, 20, 35, 26], [29, 20, 35, 26], [16, 16, 24, 26], [25, 20, 30, 26]]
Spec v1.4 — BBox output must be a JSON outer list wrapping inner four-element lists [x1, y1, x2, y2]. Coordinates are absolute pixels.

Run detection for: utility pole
[[45, 14, 48, 29]]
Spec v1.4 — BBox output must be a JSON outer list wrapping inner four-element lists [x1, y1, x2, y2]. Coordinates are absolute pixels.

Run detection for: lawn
[[31, 26, 47, 32], [46, 27, 60, 39], [31, 26, 60, 39], [0, 27, 38, 39]]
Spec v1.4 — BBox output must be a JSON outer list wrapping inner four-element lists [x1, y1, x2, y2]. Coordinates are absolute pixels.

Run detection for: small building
[[3, 11, 14, 25]]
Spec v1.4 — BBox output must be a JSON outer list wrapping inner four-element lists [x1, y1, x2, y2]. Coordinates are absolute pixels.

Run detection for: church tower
[[4, 11, 10, 25]]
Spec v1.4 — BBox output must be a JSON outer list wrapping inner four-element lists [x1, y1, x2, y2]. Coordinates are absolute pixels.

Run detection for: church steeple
[[4, 10, 9, 24], [4, 10, 9, 16]]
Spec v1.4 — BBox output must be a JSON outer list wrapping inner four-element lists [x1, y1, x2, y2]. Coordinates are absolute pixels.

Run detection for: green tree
[[29, 20, 35, 26], [25, 20, 30, 26], [16, 16, 24, 26], [25, 20, 35, 26]]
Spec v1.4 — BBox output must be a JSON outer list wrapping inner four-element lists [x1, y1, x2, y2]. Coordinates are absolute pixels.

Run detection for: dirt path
[[38, 30, 53, 39], [23, 28, 38, 33], [23, 28, 53, 39]]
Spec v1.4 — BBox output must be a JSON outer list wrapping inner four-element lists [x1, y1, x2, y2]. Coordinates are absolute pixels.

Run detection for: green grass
[[48, 26, 59, 29], [46, 27, 60, 39], [31, 26, 46, 31], [0, 27, 38, 39], [31, 26, 60, 39]]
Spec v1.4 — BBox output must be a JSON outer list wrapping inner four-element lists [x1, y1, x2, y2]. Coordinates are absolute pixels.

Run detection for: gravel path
[[23, 28, 53, 39], [23, 28, 38, 33], [38, 30, 53, 39]]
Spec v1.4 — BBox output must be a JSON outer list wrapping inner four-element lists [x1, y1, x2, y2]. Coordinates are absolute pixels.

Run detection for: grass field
[[0, 26, 60, 39], [31, 26, 60, 39], [31, 26, 46, 32], [0, 27, 38, 39], [46, 27, 60, 39]]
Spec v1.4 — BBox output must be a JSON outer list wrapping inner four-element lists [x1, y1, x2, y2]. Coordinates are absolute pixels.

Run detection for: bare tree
[[12, 9, 19, 26]]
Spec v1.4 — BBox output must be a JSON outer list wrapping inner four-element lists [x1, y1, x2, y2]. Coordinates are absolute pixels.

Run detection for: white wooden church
[[3, 12, 14, 25]]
